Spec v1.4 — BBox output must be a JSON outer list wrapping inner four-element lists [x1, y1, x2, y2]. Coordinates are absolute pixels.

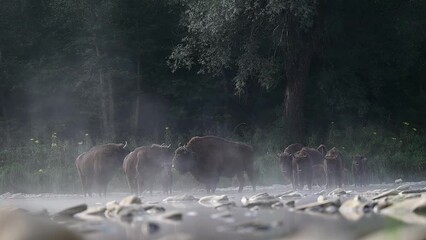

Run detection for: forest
[[0, 0, 425, 193]]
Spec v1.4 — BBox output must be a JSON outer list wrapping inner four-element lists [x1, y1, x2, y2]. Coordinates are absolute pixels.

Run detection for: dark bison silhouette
[[123, 144, 173, 195], [292, 147, 324, 190], [277, 143, 304, 188], [352, 154, 368, 187], [324, 147, 344, 188], [173, 136, 256, 193], [76, 142, 129, 197], [135, 144, 173, 195]]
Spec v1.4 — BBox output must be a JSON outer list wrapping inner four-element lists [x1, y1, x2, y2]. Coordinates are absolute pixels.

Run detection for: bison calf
[[76, 142, 129, 197], [352, 155, 368, 187], [324, 147, 344, 188], [173, 136, 256, 193]]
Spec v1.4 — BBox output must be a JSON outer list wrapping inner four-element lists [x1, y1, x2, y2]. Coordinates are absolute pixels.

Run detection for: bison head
[[277, 152, 293, 173], [325, 147, 339, 159], [172, 146, 194, 174], [352, 155, 367, 171]]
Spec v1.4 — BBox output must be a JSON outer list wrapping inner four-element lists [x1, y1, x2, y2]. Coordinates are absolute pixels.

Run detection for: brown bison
[[324, 147, 344, 188], [160, 162, 173, 194], [277, 143, 304, 188], [136, 144, 174, 195], [76, 142, 129, 197], [352, 154, 368, 187], [292, 147, 325, 190], [123, 149, 141, 195], [123, 144, 173, 195], [173, 136, 256, 193]]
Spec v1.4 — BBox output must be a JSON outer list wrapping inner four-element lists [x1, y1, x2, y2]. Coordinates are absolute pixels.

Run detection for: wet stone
[[214, 202, 237, 211], [120, 195, 142, 206], [163, 194, 199, 202], [198, 195, 229, 207], [233, 221, 271, 233], [241, 193, 280, 208], [53, 204, 88, 220], [372, 189, 400, 200], [143, 205, 166, 215], [396, 184, 411, 191], [160, 211, 183, 221], [141, 222, 160, 235]]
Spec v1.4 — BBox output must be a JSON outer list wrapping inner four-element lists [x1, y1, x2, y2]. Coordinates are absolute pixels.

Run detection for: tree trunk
[[98, 68, 109, 138], [283, 13, 316, 141], [134, 55, 142, 134], [107, 74, 115, 139]]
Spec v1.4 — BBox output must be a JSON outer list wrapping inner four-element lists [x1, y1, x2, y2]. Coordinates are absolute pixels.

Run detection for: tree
[[169, 0, 324, 140]]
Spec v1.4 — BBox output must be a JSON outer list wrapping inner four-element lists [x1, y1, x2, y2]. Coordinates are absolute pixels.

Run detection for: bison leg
[[79, 175, 87, 197], [137, 178, 144, 196], [245, 166, 256, 192], [237, 173, 245, 193], [305, 166, 313, 191]]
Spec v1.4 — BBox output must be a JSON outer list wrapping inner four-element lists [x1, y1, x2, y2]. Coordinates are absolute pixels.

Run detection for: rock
[[115, 205, 145, 222], [119, 195, 142, 205], [380, 196, 426, 224], [163, 194, 199, 202], [53, 204, 87, 220], [277, 191, 303, 200], [75, 207, 106, 221], [395, 178, 403, 184], [317, 195, 327, 203], [400, 189, 426, 194], [372, 189, 399, 200], [396, 184, 411, 191], [295, 198, 341, 213], [328, 188, 346, 197], [143, 205, 166, 215], [106, 201, 119, 210], [141, 222, 160, 235], [241, 193, 280, 208], [214, 202, 237, 211], [198, 195, 229, 207], [159, 211, 183, 221], [360, 226, 426, 240], [339, 196, 367, 221], [0, 209, 82, 240], [285, 200, 295, 208], [233, 221, 271, 233]]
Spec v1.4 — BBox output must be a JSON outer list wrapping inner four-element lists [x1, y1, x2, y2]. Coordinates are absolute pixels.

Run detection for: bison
[[123, 149, 141, 195], [352, 154, 368, 187], [76, 142, 129, 197], [136, 144, 174, 195], [292, 147, 325, 190], [324, 147, 344, 188], [160, 162, 173, 194], [173, 136, 256, 193], [277, 143, 304, 189]]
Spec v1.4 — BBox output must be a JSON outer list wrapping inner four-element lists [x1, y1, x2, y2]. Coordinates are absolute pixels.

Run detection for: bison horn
[[123, 141, 128, 149]]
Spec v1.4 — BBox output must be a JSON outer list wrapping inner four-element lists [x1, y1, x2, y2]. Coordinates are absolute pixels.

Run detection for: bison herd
[[75, 136, 368, 197]]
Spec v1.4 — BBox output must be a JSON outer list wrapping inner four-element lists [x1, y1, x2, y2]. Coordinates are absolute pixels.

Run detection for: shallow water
[[1, 182, 426, 240]]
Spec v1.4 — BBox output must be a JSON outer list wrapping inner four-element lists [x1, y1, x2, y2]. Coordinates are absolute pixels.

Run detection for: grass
[[0, 123, 424, 193]]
